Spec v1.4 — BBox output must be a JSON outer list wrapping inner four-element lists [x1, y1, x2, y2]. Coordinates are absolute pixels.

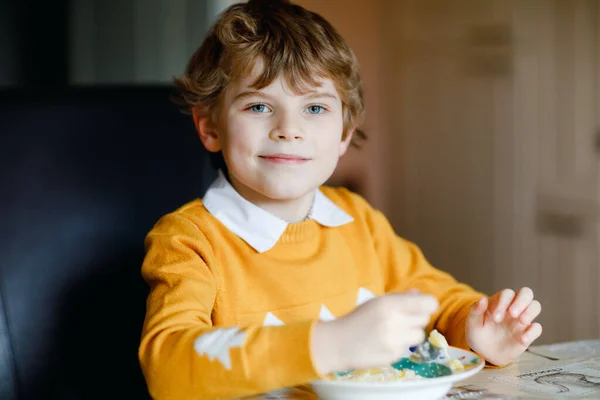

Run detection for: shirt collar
[[202, 170, 354, 252]]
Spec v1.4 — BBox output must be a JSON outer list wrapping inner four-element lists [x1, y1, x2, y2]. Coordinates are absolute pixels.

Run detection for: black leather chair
[[0, 87, 216, 400]]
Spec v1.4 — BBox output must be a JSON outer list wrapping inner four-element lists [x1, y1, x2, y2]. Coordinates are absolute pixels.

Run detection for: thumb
[[467, 297, 488, 328]]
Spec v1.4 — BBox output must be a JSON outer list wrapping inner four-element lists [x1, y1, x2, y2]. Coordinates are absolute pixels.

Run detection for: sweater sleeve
[[367, 208, 485, 350], [138, 213, 322, 400]]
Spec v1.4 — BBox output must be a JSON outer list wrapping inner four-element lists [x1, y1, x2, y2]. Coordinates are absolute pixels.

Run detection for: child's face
[[205, 67, 352, 202]]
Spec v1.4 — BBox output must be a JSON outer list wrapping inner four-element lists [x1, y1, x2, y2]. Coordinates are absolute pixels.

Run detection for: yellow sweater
[[139, 187, 483, 400]]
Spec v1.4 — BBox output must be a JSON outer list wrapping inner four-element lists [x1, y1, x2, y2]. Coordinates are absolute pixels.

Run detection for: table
[[246, 340, 600, 399]]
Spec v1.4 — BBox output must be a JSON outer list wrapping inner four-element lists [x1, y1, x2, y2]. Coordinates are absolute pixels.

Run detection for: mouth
[[258, 153, 311, 164]]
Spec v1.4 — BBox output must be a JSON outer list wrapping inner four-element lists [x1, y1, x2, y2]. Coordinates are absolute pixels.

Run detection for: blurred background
[[1, 0, 599, 399]]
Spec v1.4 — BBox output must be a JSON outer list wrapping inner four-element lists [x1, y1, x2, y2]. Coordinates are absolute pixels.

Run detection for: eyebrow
[[233, 90, 269, 102], [233, 90, 339, 102], [305, 91, 339, 101]]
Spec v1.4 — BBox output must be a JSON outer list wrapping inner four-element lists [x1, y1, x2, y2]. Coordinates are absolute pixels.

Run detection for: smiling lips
[[259, 153, 310, 164]]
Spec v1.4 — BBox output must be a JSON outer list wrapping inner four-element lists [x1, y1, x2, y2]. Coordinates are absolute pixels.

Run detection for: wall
[[69, 0, 211, 84], [386, 0, 600, 344]]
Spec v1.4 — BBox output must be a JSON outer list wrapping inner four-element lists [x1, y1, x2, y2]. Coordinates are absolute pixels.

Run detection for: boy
[[138, 1, 542, 399]]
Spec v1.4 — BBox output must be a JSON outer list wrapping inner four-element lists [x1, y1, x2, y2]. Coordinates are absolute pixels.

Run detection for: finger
[[508, 287, 535, 319], [392, 293, 439, 315], [488, 289, 515, 323], [518, 300, 541, 325], [467, 297, 488, 327], [406, 328, 427, 347], [402, 314, 432, 330], [520, 322, 543, 345]]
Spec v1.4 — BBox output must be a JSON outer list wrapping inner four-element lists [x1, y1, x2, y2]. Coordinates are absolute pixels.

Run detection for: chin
[[231, 168, 332, 201], [258, 181, 316, 201]]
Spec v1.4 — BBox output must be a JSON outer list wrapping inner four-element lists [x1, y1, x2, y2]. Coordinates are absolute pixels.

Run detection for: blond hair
[[173, 0, 366, 146]]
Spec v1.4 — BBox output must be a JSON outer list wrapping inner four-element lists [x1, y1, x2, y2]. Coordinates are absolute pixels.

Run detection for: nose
[[269, 112, 305, 141]]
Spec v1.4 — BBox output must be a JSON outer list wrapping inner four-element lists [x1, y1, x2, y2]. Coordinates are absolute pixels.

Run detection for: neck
[[228, 176, 315, 223], [255, 194, 315, 223]]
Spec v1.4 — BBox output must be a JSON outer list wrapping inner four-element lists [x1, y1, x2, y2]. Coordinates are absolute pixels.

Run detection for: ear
[[339, 130, 353, 156], [193, 107, 221, 152]]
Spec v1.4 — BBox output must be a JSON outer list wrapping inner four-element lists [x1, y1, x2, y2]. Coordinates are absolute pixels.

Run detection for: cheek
[[315, 120, 344, 150], [222, 119, 260, 155]]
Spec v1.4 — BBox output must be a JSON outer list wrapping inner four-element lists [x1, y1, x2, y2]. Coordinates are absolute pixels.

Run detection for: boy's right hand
[[311, 292, 439, 375]]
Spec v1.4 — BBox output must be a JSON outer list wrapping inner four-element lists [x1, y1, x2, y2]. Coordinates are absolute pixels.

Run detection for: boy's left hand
[[465, 287, 542, 366]]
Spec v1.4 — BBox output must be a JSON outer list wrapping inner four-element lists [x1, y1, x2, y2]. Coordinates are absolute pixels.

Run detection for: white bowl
[[310, 347, 485, 400]]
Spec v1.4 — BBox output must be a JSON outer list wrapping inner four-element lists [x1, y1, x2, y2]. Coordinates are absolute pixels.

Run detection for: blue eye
[[306, 105, 326, 115], [249, 104, 270, 113]]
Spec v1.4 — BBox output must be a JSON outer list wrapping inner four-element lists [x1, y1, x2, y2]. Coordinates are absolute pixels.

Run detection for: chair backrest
[[0, 87, 216, 399]]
